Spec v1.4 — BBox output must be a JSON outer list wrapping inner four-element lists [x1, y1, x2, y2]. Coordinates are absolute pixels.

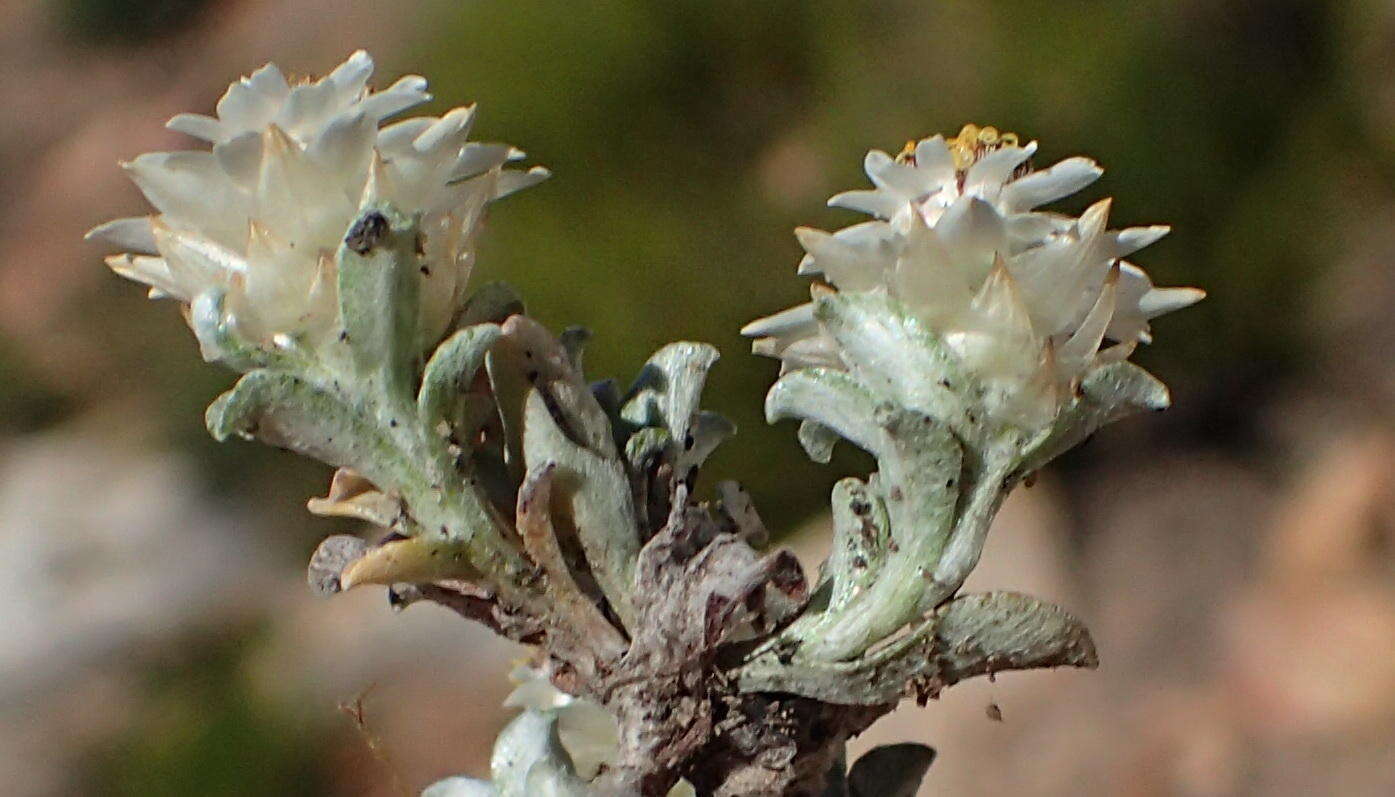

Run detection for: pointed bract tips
[[745, 123, 1202, 433], [91, 51, 547, 361]]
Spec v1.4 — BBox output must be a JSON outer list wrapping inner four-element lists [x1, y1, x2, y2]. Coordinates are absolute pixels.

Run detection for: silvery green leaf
[[736, 591, 1096, 705], [681, 410, 735, 471], [790, 405, 961, 662], [489, 316, 617, 475], [930, 590, 1099, 683], [763, 361, 967, 660], [824, 478, 890, 615], [418, 323, 502, 429], [625, 426, 672, 533], [766, 371, 961, 556], [764, 368, 885, 455], [515, 464, 628, 665], [797, 419, 840, 464], [335, 205, 422, 398], [522, 389, 639, 630], [621, 342, 721, 453], [814, 291, 981, 440], [870, 405, 961, 552], [1019, 360, 1170, 473], [189, 289, 290, 371], [205, 369, 399, 486]]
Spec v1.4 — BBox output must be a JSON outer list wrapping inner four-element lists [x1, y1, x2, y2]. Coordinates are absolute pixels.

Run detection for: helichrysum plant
[[91, 52, 1202, 796]]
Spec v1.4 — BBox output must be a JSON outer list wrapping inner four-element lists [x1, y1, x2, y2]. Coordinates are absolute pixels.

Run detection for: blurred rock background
[[1, 0, 1392, 794]]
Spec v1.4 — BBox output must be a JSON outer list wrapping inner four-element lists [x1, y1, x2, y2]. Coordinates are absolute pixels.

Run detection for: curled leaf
[[823, 478, 890, 615], [338, 534, 483, 590], [516, 463, 628, 666], [622, 342, 723, 459], [797, 419, 840, 464], [307, 534, 369, 596], [306, 468, 405, 528], [522, 389, 640, 631], [206, 369, 400, 486], [419, 322, 502, 429], [489, 315, 617, 476], [736, 591, 1097, 705], [1019, 359, 1170, 473]]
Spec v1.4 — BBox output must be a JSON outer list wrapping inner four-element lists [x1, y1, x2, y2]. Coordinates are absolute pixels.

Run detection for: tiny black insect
[[345, 211, 390, 254]]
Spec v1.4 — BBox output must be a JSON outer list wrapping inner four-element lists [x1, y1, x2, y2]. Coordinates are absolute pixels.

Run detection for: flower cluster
[[743, 124, 1202, 430], [89, 50, 548, 355]]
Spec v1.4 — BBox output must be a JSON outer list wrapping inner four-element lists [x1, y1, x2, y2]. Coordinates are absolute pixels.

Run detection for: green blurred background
[[4, 0, 1395, 794]]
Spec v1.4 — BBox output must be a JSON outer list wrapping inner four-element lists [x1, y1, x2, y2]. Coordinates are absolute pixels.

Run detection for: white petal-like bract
[[746, 124, 1202, 431], [91, 50, 547, 354]]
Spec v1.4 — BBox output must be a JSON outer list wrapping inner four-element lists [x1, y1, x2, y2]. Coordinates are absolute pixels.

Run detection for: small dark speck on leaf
[[986, 702, 1003, 722]]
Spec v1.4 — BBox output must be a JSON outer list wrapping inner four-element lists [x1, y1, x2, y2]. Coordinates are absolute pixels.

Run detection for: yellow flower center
[[948, 123, 1019, 170], [898, 123, 1023, 171]]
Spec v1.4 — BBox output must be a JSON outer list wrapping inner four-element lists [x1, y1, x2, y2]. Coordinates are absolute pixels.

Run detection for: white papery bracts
[[744, 124, 1202, 431], [89, 50, 549, 359], [731, 126, 1198, 669], [421, 667, 696, 796]]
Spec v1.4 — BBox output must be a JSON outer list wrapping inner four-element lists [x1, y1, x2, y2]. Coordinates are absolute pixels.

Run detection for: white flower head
[[422, 666, 695, 796], [503, 665, 618, 782], [744, 124, 1203, 430], [90, 50, 549, 355]]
